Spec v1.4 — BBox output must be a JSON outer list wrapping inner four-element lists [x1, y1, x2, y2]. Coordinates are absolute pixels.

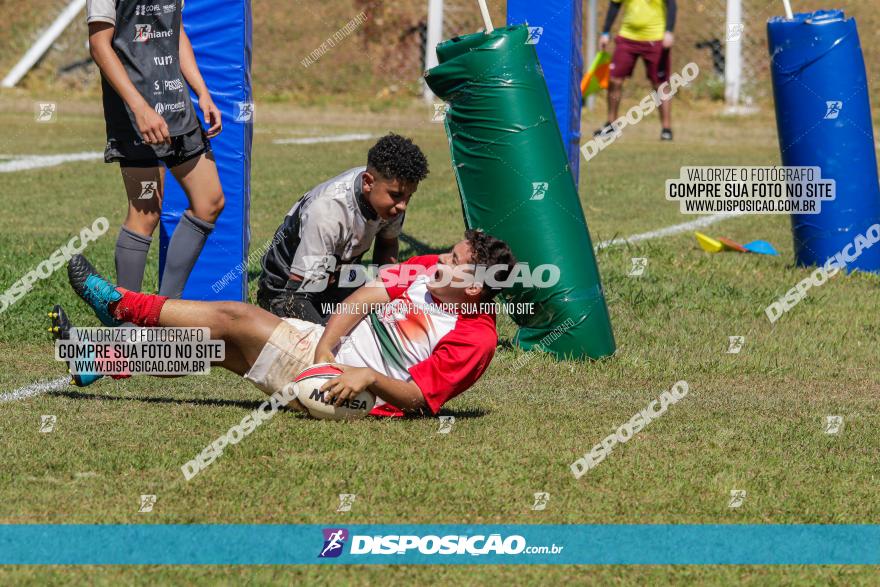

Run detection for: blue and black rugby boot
[[48, 303, 103, 387]]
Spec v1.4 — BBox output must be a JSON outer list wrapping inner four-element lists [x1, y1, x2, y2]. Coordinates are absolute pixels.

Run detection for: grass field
[[1, 94, 879, 584]]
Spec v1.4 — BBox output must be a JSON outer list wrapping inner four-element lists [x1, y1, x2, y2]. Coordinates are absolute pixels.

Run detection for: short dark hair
[[367, 133, 429, 184], [465, 229, 518, 301]]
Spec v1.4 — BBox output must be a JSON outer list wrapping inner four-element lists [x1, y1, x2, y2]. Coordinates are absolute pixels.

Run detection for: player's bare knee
[[218, 301, 249, 324], [207, 302, 245, 338], [125, 212, 160, 236], [192, 190, 225, 223]]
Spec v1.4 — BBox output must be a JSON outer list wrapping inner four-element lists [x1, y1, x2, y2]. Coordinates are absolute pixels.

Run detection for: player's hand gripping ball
[[293, 363, 376, 420]]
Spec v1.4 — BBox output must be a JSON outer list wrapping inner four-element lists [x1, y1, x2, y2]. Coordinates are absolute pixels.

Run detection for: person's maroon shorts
[[610, 35, 671, 86]]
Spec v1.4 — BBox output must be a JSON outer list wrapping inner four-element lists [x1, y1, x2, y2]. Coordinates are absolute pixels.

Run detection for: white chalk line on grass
[[1, 133, 375, 169], [0, 376, 69, 403], [595, 212, 747, 250], [272, 133, 374, 145], [0, 151, 103, 173]]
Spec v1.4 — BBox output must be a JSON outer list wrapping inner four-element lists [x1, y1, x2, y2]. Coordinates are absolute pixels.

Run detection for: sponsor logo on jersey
[[153, 55, 174, 66], [154, 100, 186, 115], [133, 2, 175, 17], [154, 78, 184, 93], [134, 24, 174, 42], [135, 4, 162, 16]]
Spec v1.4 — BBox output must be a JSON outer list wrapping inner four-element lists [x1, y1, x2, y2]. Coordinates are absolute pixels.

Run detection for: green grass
[[0, 96, 879, 584]]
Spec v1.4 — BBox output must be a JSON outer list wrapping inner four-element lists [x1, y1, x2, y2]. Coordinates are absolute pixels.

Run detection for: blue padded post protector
[[507, 0, 584, 182], [768, 10, 880, 272], [160, 0, 254, 300]]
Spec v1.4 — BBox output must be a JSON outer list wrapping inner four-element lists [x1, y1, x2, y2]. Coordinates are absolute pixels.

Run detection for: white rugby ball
[[293, 363, 376, 421]]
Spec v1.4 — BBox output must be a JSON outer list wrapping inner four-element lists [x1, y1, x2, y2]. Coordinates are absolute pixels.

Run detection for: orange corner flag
[[581, 51, 612, 97]]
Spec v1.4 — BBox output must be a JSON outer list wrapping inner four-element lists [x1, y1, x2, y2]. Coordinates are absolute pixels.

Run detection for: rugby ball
[[293, 363, 376, 421]]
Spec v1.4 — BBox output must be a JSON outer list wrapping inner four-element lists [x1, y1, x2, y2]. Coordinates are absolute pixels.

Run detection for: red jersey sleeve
[[407, 315, 497, 414], [379, 254, 439, 300]]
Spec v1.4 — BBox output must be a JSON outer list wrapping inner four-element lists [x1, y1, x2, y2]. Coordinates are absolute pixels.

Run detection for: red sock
[[111, 289, 168, 327]]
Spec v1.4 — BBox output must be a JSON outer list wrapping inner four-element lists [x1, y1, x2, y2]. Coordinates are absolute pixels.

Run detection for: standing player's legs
[[118, 165, 164, 291], [607, 77, 625, 124], [643, 44, 673, 139], [600, 36, 637, 135], [160, 152, 225, 298], [656, 85, 672, 127]]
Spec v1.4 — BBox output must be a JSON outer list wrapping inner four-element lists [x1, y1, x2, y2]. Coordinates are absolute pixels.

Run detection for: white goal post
[[1, 0, 86, 88]]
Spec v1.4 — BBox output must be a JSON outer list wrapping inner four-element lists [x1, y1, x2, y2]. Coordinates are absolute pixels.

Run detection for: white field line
[[0, 151, 103, 173], [0, 376, 69, 402], [595, 212, 747, 250], [272, 133, 374, 145]]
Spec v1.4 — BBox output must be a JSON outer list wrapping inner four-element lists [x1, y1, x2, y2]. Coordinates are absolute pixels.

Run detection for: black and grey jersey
[[88, 0, 199, 141], [259, 167, 406, 293]]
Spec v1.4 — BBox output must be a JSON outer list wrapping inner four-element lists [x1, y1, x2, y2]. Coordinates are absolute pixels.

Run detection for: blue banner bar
[[1, 525, 879, 565]]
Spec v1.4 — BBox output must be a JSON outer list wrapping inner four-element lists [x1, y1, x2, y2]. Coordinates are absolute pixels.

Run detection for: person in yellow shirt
[[595, 0, 678, 141]]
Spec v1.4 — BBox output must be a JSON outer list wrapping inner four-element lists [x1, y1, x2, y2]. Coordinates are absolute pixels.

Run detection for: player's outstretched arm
[[313, 279, 391, 363]]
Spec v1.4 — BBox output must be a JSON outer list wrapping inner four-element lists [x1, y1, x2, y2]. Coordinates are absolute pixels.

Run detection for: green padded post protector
[[425, 25, 615, 360]]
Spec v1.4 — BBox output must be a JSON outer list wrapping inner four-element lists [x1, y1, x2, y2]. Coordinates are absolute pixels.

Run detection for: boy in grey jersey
[[258, 134, 429, 323], [87, 0, 225, 298]]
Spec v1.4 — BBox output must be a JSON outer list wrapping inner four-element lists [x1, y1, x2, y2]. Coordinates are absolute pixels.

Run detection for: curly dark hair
[[367, 133, 430, 184], [465, 229, 518, 300]]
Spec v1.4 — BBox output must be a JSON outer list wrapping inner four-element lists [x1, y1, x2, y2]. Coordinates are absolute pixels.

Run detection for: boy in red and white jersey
[[62, 230, 517, 416], [313, 237, 510, 416]]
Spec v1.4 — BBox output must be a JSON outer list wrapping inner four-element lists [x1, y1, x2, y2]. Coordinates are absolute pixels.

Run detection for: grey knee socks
[[159, 212, 215, 299], [115, 226, 153, 292]]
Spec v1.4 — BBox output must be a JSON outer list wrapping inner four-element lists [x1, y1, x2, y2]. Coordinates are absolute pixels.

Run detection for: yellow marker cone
[[695, 231, 724, 253]]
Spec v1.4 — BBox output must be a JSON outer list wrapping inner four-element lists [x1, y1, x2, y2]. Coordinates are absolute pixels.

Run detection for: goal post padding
[[425, 25, 615, 360], [159, 0, 253, 301], [507, 0, 584, 181], [768, 10, 880, 272]]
